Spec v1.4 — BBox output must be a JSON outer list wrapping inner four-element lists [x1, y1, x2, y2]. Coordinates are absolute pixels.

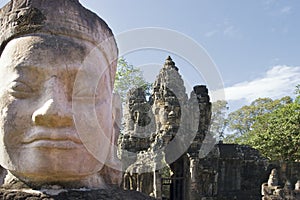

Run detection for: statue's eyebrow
[[12, 65, 45, 85], [13, 64, 80, 87], [15, 64, 78, 74], [15, 65, 42, 72]]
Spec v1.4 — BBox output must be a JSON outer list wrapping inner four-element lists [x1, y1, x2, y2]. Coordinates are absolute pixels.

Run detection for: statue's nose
[[32, 76, 73, 128]]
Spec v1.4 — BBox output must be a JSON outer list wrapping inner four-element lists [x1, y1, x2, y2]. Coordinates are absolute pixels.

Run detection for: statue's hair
[[0, 0, 118, 85]]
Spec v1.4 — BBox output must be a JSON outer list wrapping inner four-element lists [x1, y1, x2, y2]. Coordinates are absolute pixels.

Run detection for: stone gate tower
[[118, 56, 212, 200]]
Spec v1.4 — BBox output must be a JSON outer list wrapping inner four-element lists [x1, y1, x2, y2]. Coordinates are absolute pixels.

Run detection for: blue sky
[[1, 0, 299, 111]]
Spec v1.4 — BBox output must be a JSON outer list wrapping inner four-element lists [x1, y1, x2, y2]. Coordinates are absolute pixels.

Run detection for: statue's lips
[[22, 127, 83, 149]]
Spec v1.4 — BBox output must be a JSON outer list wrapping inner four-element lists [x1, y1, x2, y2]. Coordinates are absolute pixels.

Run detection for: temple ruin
[[118, 57, 300, 200], [118, 56, 212, 199]]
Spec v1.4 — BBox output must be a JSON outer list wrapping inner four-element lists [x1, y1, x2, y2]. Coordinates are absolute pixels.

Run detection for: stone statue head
[[0, 0, 120, 189]]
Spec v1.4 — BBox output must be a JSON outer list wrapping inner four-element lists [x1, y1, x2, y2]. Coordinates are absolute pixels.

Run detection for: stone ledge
[[0, 188, 155, 200]]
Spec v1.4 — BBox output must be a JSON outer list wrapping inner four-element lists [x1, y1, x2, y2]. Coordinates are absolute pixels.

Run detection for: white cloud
[[223, 25, 242, 39], [280, 6, 292, 14], [205, 30, 218, 37], [262, 0, 285, 11], [223, 26, 235, 36], [204, 20, 242, 39], [224, 65, 300, 103]]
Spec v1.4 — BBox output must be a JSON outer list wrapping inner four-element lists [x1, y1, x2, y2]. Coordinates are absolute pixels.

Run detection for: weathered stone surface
[[0, 0, 121, 190], [119, 56, 213, 199], [190, 143, 267, 200], [118, 87, 155, 171], [118, 56, 300, 200], [296, 180, 300, 190], [268, 169, 279, 187], [0, 0, 116, 59], [0, 166, 6, 186], [262, 169, 300, 200], [0, 187, 155, 200]]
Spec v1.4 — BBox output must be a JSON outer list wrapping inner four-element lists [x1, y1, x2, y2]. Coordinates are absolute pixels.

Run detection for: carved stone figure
[[261, 169, 300, 200], [150, 56, 189, 154], [295, 180, 300, 190], [0, 0, 121, 189], [268, 169, 279, 187]]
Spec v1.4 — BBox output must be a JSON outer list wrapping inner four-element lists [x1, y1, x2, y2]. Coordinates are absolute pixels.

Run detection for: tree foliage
[[295, 84, 300, 103], [295, 84, 300, 95], [225, 86, 300, 161], [210, 100, 229, 140], [225, 96, 292, 143], [114, 58, 151, 103], [247, 101, 300, 161]]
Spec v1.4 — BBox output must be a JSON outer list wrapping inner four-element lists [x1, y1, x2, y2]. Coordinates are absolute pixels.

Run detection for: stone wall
[[199, 144, 300, 200], [193, 143, 269, 200]]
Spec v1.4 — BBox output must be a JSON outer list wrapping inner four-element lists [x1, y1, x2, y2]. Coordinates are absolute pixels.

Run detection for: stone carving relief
[[119, 56, 212, 199]]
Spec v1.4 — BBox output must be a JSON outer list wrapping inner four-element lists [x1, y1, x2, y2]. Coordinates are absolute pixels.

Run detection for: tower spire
[[164, 56, 178, 71]]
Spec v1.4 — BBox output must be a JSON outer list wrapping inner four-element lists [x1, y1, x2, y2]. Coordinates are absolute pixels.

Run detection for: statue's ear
[[99, 94, 123, 186]]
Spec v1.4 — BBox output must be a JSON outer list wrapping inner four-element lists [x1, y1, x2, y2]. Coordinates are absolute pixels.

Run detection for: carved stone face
[[156, 99, 180, 133], [0, 34, 114, 186]]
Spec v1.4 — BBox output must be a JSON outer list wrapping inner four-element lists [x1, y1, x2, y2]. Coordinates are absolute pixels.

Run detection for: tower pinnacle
[[164, 56, 178, 71]]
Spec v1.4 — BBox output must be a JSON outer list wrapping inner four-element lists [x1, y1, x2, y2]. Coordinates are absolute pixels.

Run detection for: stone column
[[189, 157, 201, 200], [153, 170, 162, 200]]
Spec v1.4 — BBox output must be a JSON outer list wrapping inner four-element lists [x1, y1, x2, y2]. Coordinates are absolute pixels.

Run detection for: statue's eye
[[10, 81, 34, 99]]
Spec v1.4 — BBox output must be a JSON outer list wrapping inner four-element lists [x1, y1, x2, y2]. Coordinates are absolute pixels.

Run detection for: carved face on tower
[[0, 0, 119, 188], [154, 90, 181, 134]]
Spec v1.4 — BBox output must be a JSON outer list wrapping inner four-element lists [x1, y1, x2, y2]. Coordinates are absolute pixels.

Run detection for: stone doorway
[[162, 177, 185, 200]]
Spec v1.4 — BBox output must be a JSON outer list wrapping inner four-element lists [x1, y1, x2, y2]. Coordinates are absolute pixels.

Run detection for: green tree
[[225, 96, 292, 143], [114, 57, 151, 103], [295, 84, 300, 95], [225, 85, 300, 161], [247, 101, 300, 161], [210, 100, 229, 140], [295, 84, 300, 103]]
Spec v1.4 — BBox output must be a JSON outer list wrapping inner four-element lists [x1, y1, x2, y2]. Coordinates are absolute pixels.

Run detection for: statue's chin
[[4, 170, 107, 189], [3, 145, 105, 188]]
